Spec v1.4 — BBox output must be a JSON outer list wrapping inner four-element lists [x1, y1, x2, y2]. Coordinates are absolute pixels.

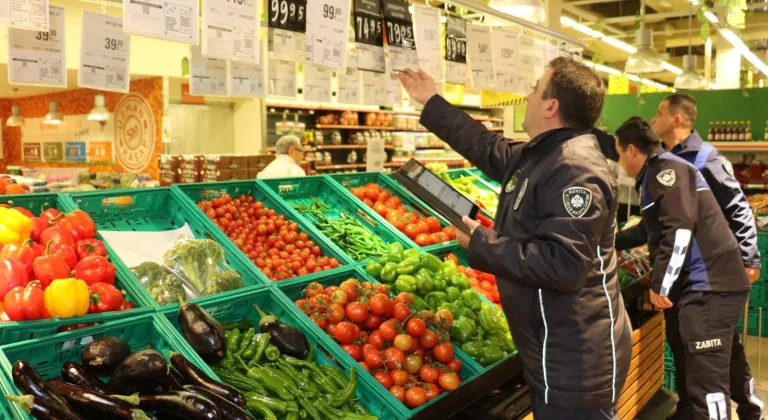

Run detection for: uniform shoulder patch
[[723, 160, 734, 177], [562, 187, 592, 218], [656, 169, 676, 187]]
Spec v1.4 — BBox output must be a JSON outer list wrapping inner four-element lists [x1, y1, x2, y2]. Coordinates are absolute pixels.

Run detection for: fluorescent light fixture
[[704, 11, 719, 23], [625, 74, 641, 82], [661, 61, 684, 75], [584, 60, 671, 89], [43, 101, 63, 125], [87, 95, 110, 122], [560, 16, 604, 38], [720, 29, 768, 77], [690, 0, 699, 5], [6, 105, 24, 127], [602, 36, 637, 53], [595, 63, 622, 76]]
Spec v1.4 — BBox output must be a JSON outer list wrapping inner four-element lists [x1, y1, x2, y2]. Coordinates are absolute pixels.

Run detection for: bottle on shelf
[[726, 121, 734, 142], [713, 121, 721, 141], [708, 122, 714, 142], [764, 120, 768, 142], [746, 121, 752, 141]]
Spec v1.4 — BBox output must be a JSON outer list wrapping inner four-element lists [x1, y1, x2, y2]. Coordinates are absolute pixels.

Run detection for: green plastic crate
[[750, 283, 768, 308], [440, 169, 498, 218], [276, 266, 480, 417], [663, 368, 677, 393], [0, 313, 206, 420], [464, 168, 502, 193], [737, 306, 761, 336], [0, 193, 152, 345], [163, 286, 405, 420], [171, 181, 354, 283], [259, 176, 412, 265], [328, 172, 457, 249], [64, 187, 270, 312]]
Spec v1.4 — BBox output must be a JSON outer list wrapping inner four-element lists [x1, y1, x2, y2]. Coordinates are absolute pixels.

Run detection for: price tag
[[361, 69, 386, 105], [533, 39, 547, 80], [444, 16, 466, 85], [337, 50, 361, 104], [413, 6, 441, 79], [229, 59, 264, 97], [202, 0, 260, 62], [268, 58, 297, 97], [386, 60, 402, 106], [466, 24, 494, 90], [8, 6, 65, 87], [517, 34, 534, 93], [366, 135, 385, 172], [64, 141, 86, 162], [303, 63, 331, 102], [490, 28, 517, 92], [401, 135, 415, 152], [79, 11, 130, 93], [123, 0, 198, 44], [354, 0, 382, 47], [268, 29, 307, 62], [23, 142, 41, 162], [305, 0, 350, 69], [189, 45, 228, 96], [356, 43, 385, 73], [546, 44, 560, 64], [268, 0, 306, 32], [1, 0, 49, 31], [88, 141, 113, 162], [381, 0, 416, 71], [43, 142, 63, 162]]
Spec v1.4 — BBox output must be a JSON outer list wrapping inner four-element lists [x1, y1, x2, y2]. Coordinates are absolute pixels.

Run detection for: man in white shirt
[[257, 135, 307, 179]]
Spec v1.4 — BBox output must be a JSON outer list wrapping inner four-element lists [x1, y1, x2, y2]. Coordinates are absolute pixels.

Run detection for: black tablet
[[392, 159, 479, 234]]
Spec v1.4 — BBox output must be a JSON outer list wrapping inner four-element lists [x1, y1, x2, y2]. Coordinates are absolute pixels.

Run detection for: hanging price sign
[[361, 70, 387, 105], [381, 0, 417, 71], [444, 16, 466, 85], [305, 0, 350, 69], [533, 39, 547, 80], [268, 0, 306, 32], [2, 0, 49, 31], [202, 0, 259, 62], [516, 34, 534, 94], [9, 7, 65, 87], [189, 45, 228, 96], [303, 63, 332, 102], [354, 0, 385, 72], [413, 6, 441, 79], [338, 50, 361, 104], [466, 24, 494, 90], [230, 59, 264, 97], [386, 60, 402, 106], [268, 58, 297, 97], [79, 11, 130, 93], [490, 28, 517, 92], [123, 0, 198, 44]]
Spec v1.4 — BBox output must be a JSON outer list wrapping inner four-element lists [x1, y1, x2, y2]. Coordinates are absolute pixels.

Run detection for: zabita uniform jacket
[[419, 95, 633, 410]]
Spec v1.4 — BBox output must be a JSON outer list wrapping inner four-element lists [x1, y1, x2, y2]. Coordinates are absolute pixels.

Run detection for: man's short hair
[[615, 116, 662, 155], [664, 93, 697, 125], [275, 135, 303, 155], [543, 57, 605, 132]]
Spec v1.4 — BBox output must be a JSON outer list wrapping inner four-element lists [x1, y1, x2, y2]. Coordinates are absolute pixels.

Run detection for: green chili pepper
[[403, 248, 420, 260], [446, 286, 462, 302], [249, 333, 272, 366], [415, 268, 434, 294], [419, 253, 443, 273], [277, 359, 319, 396], [365, 261, 383, 278], [327, 367, 357, 407], [394, 274, 417, 293], [396, 257, 420, 275], [450, 316, 477, 343], [221, 320, 253, 330], [246, 392, 297, 414], [305, 343, 314, 361], [237, 328, 256, 356], [247, 368, 294, 401], [221, 328, 242, 369], [380, 262, 398, 283], [319, 365, 349, 388], [265, 344, 281, 361], [241, 332, 261, 359], [247, 399, 278, 420], [298, 393, 322, 420], [211, 366, 267, 394]]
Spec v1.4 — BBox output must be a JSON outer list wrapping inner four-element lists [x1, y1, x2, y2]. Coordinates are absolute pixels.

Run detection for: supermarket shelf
[[709, 141, 768, 151], [266, 145, 395, 152], [316, 124, 398, 130], [415, 145, 447, 150], [315, 163, 367, 170], [266, 101, 422, 115]]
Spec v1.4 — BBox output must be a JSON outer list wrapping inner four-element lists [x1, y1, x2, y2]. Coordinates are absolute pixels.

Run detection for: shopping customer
[[398, 58, 632, 419], [614, 117, 752, 420], [652, 93, 763, 419], [257, 135, 307, 179]]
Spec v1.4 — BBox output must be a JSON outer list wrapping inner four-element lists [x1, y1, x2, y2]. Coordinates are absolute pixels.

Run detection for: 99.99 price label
[[445, 16, 466, 63], [268, 0, 306, 33]]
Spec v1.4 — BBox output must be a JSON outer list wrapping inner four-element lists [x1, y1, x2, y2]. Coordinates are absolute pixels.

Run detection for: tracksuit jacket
[[419, 95, 633, 410]]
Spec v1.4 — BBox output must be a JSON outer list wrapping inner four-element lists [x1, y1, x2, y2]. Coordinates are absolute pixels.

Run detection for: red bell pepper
[[57, 322, 99, 333], [0, 259, 30, 301], [12, 207, 33, 218], [32, 241, 72, 288], [40, 226, 75, 249], [40, 206, 62, 222], [74, 256, 116, 286], [57, 210, 97, 242], [29, 217, 51, 243], [88, 282, 125, 313], [0, 239, 41, 275], [4, 281, 47, 321], [119, 300, 135, 311], [49, 242, 77, 270], [75, 239, 107, 259]]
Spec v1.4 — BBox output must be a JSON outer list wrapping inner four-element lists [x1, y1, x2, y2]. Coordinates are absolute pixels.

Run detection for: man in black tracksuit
[[399, 58, 632, 418], [652, 94, 763, 419], [615, 117, 752, 419]]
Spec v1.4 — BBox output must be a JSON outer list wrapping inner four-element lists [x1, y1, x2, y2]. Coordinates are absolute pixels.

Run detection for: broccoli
[[147, 273, 187, 305], [163, 238, 226, 294], [131, 261, 167, 287], [204, 269, 244, 295]]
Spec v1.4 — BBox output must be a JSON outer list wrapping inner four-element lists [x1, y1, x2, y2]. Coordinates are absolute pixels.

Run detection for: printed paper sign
[[79, 11, 130, 92], [65, 141, 86, 162], [490, 28, 517, 92], [8, 6, 65, 87], [202, 0, 259, 62], [268, 58, 297, 97], [337, 50, 361, 105], [229, 60, 264, 97], [268, 29, 306, 61], [445, 15, 466, 85], [361, 70, 387, 105], [533, 39, 547, 80], [23, 142, 41, 161], [189, 45, 228, 96], [517, 34, 535, 93], [366, 135, 385, 172], [386, 60, 402, 106], [2, 0, 49, 31], [88, 141, 113, 162], [382, 0, 417, 71], [43, 142, 63, 162], [123, 0, 198, 44], [268, 0, 306, 32], [302, 63, 331, 102], [466, 24, 494, 90], [305, 0, 350, 69], [412, 6, 441, 80], [353, 0, 384, 72]]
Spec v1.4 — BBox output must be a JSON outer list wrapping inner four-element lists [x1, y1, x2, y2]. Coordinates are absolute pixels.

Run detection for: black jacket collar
[[634, 146, 667, 190], [524, 127, 579, 150], [669, 130, 703, 154]]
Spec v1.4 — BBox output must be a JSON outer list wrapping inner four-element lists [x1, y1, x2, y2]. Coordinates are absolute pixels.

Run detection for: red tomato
[[418, 330, 439, 350], [416, 221, 431, 235], [368, 330, 387, 350], [339, 279, 359, 301], [406, 318, 426, 338], [359, 361, 371, 373], [405, 387, 426, 408], [328, 303, 346, 324], [442, 227, 457, 240], [368, 294, 392, 316], [433, 343, 454, 363], [377, 190, 390, 202], [434, 310, 454, 329], [447, 358, 463, 374], [425, 216, 441, 233], [390, 385, 406, 402], [394, 292, 413, 305], [305, 282, 324, 298], [431, 232, 449, 244], [438, 372, 460, 391], [404, 354, 422, 375], [419, 365, 439, 383], [393, 303, 411, 321], [384, 196, 401, 208], [364, 313, 383, 331], [373, 202, 389, 217], [342, 344, 362, 361], [351, 187, 365, 200], [394, 334, 413, 352], [414, 233, 432, 247], [310, 313, 329, 330], [379, 320, 398, 341], [334, 322, 357, 344], [364, 349, 384, 369], [404, 224, 420, 240], [363, 198, 374, 207], [402, 212, 418, 224], [346, 302, 369, 324], [364, 185, 380, 201], [391, 370, 409, 387], [373, 371, 393, 389], [424, 383, 440, 401], [383, 347, 405, 370]]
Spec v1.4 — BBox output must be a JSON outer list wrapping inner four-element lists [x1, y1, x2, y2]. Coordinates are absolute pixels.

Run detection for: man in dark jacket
[[615, 117, 752, 420], [398, 58, 632, 418], [652, 94, 763, 419]]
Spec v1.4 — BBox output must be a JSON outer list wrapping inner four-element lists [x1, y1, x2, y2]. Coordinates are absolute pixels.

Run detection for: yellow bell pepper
[[0, 208, 32, 245], [44, 279, 90, 319]]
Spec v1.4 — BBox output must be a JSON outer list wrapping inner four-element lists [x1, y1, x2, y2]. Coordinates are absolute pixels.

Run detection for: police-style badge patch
[[723, 160, 734, 177], [656, 169, 676, 187], [563, 187, 592, 218], [505, 179, 515, 193]]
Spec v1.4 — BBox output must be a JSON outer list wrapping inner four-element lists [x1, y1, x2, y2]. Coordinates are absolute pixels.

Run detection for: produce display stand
[[440, 169, 498, 218], [463, 168, 502, 194]]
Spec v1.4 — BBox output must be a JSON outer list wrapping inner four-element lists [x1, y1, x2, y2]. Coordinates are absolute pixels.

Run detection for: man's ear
[[543, 98, 559, 119]]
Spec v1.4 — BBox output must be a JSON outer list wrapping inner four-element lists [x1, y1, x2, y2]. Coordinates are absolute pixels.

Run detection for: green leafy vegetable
[[164, 238, 226, 294]]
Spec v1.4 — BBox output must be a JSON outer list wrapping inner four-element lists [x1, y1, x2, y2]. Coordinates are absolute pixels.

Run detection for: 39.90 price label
[[268, 0, 306, 32]]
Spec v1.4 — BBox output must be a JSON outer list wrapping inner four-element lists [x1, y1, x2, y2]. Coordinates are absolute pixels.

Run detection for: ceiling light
[[703, 11, 719, 23], [489, 0, 542, 23], [43, 101, 63, 125], [720, 29, 768, 77], [625, 28, 664, 73], [6, 105, 24, 127], [625, 74, 641, 82], [602, 36, 637, 54], [560, 16, 604, 38], [661, 62, 683, 75], [674, 54, 706, 89], [87, 95, 109, 122]]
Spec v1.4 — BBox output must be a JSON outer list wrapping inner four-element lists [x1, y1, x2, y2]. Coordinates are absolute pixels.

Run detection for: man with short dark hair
[[615, 116, 752, 420], [652, 94, 763, 419], [398, 57, 632, 418]]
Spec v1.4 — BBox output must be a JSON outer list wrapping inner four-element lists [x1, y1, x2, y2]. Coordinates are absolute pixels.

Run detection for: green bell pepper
[[478, 305, 496, 333], [381, 243, 403, 264], [461, 289, 482, 311], [419, 253, 443, 273], [380, 262, 398, 283], [411, 294, 428, 311], [403, 248, 421, 260], [442, 260, 458, 277], [424, 291, 448, 310], [461, 340, 482, 358], [415, 269, 433, 294], [446, 286, 461, 302], [397, 257, 420, 275], [451, 273, 472, 290], [365, 261, 383, 279], [478, 346, 505, 366], [438, 301, 460, 315], [431, 271, 447, 291], [450, 316, 476, 343], [459, 307, 478, 320], [394, 275, 417, 293]]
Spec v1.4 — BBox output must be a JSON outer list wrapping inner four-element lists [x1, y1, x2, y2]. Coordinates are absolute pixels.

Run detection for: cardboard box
[[230, 169, 249, 180]]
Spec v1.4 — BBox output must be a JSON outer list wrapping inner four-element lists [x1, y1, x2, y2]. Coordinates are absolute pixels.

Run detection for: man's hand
[[747, 267, 761, 283], [455, 216, 481, 249], [397, 69, 438, 105], [649, 289, 673, 310]]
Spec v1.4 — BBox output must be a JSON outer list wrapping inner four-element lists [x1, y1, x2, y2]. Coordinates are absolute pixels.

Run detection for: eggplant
[[178, 302, 225, 364], [170, 352, 245, 408], [46, 379, 151, 420], [253, 305, 308, 359], [126, 391, 220, 420], [12, 360, 71, 412], [6, 394, 84, 420], [183, 385, 253, 420], [61, 362, 111, 395], [161, 368, 186, 392], [107, 350, 167, 394], [81, 337, 132, 376]]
